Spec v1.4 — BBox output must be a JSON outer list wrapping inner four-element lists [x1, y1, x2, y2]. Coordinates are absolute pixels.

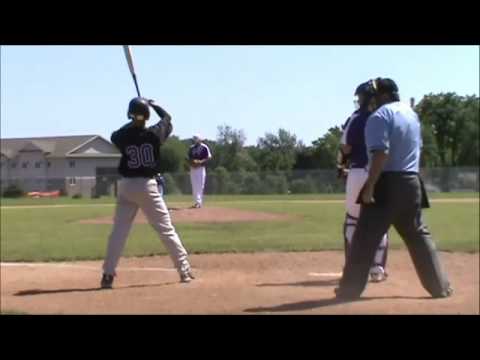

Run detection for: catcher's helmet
[[355, 80, 377, 98], [127, 97, 150, 121], [354, 80, 378, 109]]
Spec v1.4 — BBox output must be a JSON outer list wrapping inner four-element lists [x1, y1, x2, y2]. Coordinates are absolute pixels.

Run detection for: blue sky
[[1, 46, 478, 146]]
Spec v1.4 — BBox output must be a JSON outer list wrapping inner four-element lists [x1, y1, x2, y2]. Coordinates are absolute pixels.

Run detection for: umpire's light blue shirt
[[365, 101, 422, 173]]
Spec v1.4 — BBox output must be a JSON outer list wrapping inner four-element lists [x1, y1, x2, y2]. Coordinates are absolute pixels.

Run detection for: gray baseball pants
[[103, 177, 190, 276]]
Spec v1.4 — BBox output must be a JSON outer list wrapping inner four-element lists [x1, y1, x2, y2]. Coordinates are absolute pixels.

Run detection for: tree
[[420, 121, 440, 167], [256, 128, 298, 171], [456, 95, 479, 166], [310, 126, 343, 169], [415, 93, 479, 166], [293, 141, 319, 170], [213, 125, 258, 172], [158, 136, 189, 173]]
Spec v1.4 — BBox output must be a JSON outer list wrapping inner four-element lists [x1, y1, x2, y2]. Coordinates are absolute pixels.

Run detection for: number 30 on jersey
[[126, 144, 155, 168]]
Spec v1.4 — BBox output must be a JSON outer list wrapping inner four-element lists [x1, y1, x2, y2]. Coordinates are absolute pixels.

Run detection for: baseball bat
[[123, 45, 141, 97]]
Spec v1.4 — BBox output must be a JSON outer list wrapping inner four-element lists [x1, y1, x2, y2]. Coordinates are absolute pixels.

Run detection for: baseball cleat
[[180, 273, 194, 283], [100, 274, 114, 289], [180, 269, 195, 283], [369, 266, 387, 283], [191, 203, 202, 209]]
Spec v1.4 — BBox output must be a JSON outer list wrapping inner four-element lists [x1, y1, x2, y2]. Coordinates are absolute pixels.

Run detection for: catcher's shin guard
[[343, 213, 358, 262], [373, 232, 389, 269]]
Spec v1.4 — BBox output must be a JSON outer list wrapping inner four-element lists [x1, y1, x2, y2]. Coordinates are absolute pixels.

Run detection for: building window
[[69, 177, 76, 186], [0, 162, 3, 168], [69, 160, 76, 168], [11, 162, 17, 169], [22, 162, 29, 169], [35, 161, 42, 168], [47, 161, 51, 168]]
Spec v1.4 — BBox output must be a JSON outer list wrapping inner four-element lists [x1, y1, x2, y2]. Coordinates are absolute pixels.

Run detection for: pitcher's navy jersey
[[188, 143, 212, 162], [111, 115, 172, 178], [343, 109, 371, 169]]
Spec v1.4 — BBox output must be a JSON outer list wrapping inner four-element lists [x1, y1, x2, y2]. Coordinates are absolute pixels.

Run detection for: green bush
[[205, 174, 218, 195], [72, 194, 82, 199], [290, 176, 317, 194], [2, 184, 24, 198], [172, 173, 192, 194], [214, 167, 232, 194], [263, 174, 289, 194], [242, 173, 263, 194], [162, 173, 181, 194]]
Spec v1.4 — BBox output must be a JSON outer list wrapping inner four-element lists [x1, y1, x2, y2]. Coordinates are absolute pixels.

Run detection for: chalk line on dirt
[[0, 262, 177, 272], [308, 272, 342, 277]]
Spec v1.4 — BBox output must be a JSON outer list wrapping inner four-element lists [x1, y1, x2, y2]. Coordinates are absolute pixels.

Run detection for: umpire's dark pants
[[338, 172, 452, 298]]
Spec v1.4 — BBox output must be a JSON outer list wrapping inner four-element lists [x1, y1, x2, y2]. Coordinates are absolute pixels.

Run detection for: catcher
[[337, 80, 389, 283]]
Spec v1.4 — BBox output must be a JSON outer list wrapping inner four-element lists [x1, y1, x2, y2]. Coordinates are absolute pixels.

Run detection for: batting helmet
[[127, 97, 150, 121]]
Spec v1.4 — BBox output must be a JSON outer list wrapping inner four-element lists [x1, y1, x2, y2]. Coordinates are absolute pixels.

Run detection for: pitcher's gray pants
[[103, 177, 190, 276]]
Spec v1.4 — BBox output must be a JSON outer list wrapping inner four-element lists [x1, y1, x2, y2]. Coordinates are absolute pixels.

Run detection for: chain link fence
[[0, 176, 118, 198], [164, 167, 479, 195], [1, 167, 478, 198]]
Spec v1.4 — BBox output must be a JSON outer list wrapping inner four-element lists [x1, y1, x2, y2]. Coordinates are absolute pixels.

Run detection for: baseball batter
[[101, 97, 194, 289], [188, 135, 212, 208], [338, 80, 389, 282]]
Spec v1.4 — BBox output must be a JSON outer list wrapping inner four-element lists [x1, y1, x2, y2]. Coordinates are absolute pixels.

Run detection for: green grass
[[1, 191, 478, 206], [1, 194, 478, 262], [0, 310, 28, 315]]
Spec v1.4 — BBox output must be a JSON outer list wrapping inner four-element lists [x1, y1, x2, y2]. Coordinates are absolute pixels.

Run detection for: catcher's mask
[[353, 80, 378, 110], [127, 97, 150, 121]]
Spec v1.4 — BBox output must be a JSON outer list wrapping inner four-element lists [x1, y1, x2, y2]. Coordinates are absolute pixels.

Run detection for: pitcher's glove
[[190, 159, 203, 168]]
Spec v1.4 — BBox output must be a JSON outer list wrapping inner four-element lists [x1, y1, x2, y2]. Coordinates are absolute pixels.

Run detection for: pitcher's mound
[[79, 206, 295, 224]]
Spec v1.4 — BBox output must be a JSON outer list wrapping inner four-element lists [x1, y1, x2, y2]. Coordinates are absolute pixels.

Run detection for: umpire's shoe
[[100, 274, 115, 289], [334, 287, 361, 301], [432, 285, 454, 298]]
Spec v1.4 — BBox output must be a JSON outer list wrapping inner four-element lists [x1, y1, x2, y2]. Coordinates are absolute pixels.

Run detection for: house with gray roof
[[0, 135, 121, 197]]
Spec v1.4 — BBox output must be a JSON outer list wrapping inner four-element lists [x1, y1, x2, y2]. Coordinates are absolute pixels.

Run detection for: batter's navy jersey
[[342, 109, 371, 168], [111, 118, 172, 178], [188, 143, 212, 161]]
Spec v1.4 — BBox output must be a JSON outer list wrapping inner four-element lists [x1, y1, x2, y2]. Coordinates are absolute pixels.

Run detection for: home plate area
[[1, 251, 478, 314]]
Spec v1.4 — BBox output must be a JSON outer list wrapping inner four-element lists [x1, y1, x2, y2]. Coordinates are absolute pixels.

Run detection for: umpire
[[335, 78, 453, 300]]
